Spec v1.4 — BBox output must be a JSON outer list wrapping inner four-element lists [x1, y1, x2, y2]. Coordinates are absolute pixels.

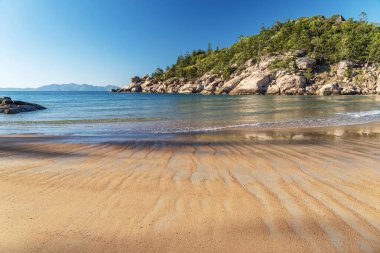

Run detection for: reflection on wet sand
[[243, 124, 380, 141], [0, 124, 379, 253]]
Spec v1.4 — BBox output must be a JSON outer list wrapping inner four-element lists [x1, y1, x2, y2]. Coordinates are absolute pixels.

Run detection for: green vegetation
[[268, 58, 295, 72], [151, 14, 380, 81]]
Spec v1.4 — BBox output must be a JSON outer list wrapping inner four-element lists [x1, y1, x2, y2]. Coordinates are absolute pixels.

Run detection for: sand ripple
[[0, 136, 379, 252]]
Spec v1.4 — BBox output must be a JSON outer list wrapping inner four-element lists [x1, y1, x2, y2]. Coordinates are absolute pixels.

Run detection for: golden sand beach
[[0, 125, 380, 253]]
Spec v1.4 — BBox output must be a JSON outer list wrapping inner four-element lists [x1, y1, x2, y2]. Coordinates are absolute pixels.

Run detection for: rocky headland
[[113, 15, 380, 96], [0, 97, 46, 114], [113, 55, 380, 96]]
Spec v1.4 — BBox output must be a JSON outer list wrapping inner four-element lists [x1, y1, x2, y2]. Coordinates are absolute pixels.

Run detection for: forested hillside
[[114, 14, 380, 96], [152, 14, 380, 81]]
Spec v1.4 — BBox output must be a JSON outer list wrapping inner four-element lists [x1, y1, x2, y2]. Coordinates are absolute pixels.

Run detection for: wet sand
[[0, 125, 380, 253]]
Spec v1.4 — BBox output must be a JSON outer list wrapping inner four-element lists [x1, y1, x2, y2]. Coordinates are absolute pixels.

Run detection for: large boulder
[[178, 83, 203, 94], [305, 85, 317, 95], [229, 71, 272, 95], [296, 57, 316, 70], [0, 97, 46, 114], [267, 74, 306, 95], [266, 83, 280, 95], [0, 96, 11, 101], [131, 76, 141, 84], [215, 73, 250, 94], [317, 83, 340, 95], [337, 60, 354, 77], [258, 56, 281, 70], [335, 15, 346, 22], [131, 85, 142, 92], [293, 49, 307, 57], [155, 83, 167, 93], [376, 76, 380, 94], [198, 74, 219, 87], [340, 83, 359, 95], [243, 59, 254, 68], [141, 79, 155, 91], [124, 82, 142, 92], [201, 80, 223, 94], [0, 97, 12, 105]]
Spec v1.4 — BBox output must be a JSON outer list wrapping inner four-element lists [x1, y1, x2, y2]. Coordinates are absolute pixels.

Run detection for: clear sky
[[0, 0, 379, 88]]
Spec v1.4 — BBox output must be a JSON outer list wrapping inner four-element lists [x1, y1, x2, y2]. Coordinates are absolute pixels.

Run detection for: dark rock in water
[[0, 97, 46, 114], [0, 97, 13, 105]]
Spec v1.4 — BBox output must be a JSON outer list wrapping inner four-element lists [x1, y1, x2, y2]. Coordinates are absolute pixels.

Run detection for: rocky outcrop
[[215, 73, 250, 94], [267, 74, 306, 95], [0, 97, 46, 114], [179, 83, 201, 94], [200, 74, 223, 95], [296, 57, 317, 70], [112, 52, 380, 96], [293, 49, 307, 57], [340, 83, 359, 95], [337, 60, 354, 77], [317, 83, 340, 96], [229, 71, 271, 95]]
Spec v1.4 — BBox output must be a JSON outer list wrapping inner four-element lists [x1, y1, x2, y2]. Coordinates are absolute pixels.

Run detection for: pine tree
[[359, 12, 368, 23], [207, 43, 212, 53]]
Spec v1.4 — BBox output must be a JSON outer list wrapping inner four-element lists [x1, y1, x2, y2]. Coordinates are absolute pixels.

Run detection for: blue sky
[[0, 0, 379, 88]]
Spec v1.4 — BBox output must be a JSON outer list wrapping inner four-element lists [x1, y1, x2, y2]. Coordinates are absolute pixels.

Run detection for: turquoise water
[[1, 91, 380, 136]]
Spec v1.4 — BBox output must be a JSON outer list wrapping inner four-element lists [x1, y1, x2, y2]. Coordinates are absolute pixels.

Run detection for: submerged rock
[[0, 97, 46, 114]]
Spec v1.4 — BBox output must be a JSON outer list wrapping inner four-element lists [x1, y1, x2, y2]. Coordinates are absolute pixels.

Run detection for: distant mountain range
[[0, 83, 120, 91]]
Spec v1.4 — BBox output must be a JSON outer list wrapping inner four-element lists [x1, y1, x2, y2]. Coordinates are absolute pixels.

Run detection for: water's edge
[[1, 92, 380, 136]]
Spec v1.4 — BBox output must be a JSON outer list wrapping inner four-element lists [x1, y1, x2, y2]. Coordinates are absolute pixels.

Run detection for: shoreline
[[1, 121, 380, 143], [112, 89, 380, 96]]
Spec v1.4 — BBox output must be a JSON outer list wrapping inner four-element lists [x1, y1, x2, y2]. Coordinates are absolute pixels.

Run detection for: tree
[[155, 67, 163, 75], [260, 23, 266, 32], [359, 12, 368, 23], [153, 14, 380, 81], [151, 67, 164, 80], [207, 43, 212, 53], [274, 20, 282, 31], [367, 33, 380, 64]]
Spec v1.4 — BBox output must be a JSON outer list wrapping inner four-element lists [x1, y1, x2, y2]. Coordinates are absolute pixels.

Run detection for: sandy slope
[[0, 131, 379, 253]]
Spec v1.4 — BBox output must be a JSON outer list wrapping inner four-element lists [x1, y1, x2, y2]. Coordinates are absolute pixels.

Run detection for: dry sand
[[0, 126, 380, 253]]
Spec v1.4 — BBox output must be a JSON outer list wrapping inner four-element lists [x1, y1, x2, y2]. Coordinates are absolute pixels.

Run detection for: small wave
[[1, 117, 163, 125], [337, 110, 380, 118], [148, 123, 260, 134], [144, 115, 380, 135], [2, 111, 380, 136]]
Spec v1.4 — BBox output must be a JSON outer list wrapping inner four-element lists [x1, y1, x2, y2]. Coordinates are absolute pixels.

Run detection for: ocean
[[1, 91, 380, 136]]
